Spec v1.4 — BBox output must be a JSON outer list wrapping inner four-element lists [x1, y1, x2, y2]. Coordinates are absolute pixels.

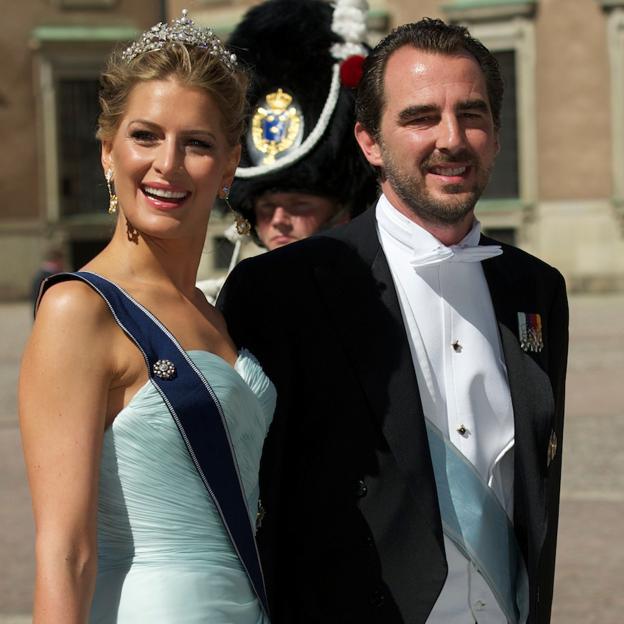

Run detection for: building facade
[[1, 0, 623, 298]]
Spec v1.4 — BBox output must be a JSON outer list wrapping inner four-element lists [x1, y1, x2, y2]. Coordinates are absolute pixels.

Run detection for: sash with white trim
[[425, 419, 529, 623], [38, 271, 270, 617]]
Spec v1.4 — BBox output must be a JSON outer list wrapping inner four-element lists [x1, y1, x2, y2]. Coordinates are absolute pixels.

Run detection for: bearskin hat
[[228, 0, 377, 236]]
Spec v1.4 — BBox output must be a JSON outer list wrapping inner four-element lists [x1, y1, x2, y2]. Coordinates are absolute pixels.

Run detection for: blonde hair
[[97, 43, 248, 146]]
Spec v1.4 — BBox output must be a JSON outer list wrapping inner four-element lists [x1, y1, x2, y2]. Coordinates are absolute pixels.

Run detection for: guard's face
[[254, 191, 342, 250], [356, 46, 499, 227], [101, 78, 239, 242]]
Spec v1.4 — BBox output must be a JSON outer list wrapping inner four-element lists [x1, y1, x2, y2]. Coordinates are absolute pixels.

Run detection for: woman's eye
[[187, 139, 213, 150], [130, 130, 157, 142]]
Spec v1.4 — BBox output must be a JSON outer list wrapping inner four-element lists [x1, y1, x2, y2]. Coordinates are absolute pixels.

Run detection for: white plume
[[331, 0, 368, 60]]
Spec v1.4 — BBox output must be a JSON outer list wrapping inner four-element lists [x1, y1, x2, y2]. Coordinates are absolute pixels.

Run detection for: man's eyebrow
[[397, 104, 439, 122], [456, 99, 489, 112]]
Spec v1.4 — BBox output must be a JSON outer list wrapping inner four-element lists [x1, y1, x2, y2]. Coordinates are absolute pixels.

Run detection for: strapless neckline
[[118, 348, 262, 421]]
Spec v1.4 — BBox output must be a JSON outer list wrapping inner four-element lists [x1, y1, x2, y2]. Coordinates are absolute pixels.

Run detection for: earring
[[126, 219, 139, 244], [221, 185, 251, 236], [106, 169, 118, 215]]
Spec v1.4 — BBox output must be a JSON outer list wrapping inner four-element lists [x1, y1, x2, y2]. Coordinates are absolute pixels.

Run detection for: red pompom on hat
[[340, 55, 365, 88]]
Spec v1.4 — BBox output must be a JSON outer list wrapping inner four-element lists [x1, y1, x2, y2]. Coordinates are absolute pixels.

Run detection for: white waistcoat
[[376, 195, 515, 624]]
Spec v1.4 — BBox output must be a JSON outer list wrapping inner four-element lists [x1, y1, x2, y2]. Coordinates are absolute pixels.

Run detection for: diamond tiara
[[121, 9, 237, 71]]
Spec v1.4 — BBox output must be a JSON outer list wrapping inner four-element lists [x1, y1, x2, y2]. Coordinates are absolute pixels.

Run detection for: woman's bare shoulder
[[33, 279, 116, 347]]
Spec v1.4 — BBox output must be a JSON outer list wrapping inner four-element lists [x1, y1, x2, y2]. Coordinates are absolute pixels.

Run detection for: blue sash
[[425, 419, 529, 623], [38, 271, 270, 617]]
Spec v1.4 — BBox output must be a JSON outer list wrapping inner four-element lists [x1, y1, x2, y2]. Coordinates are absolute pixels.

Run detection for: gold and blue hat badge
[[247, 88, 304, 165], [233, 0, 369, 180]]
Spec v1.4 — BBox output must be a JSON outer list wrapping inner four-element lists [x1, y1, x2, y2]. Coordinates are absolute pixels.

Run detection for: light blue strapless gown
[[89, 349, 275, 623]]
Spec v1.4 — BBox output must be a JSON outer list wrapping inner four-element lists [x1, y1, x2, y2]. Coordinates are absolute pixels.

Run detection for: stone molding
[[442, 0, 536, 22]]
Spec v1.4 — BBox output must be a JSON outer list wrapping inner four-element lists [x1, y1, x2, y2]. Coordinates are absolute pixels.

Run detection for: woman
[[19, 11, 274, 624]]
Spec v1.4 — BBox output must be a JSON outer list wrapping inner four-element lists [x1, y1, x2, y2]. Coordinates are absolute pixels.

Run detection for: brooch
[[153, 359, 176, 380]]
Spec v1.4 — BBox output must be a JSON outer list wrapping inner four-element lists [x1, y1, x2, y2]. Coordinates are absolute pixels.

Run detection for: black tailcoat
[[218, 206, 568, 624]]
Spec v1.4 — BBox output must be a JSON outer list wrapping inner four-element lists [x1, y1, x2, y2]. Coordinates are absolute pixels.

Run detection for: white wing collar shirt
[[376, 194, 518, 623]]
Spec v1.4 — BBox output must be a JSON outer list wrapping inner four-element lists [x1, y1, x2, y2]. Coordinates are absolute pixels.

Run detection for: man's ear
[[494, 128, 501, 157], [354, 121, 383, 168]]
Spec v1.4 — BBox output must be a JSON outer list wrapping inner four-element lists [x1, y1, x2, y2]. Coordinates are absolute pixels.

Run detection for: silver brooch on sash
[[518, 312, 544, 353], [153, 359, 176, 380]]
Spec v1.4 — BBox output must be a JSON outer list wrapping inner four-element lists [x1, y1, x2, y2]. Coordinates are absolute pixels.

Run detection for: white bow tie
[[410, 244, 503, 268]]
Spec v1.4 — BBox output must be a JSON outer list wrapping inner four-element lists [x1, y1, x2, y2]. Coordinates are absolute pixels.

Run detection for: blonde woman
[[19, 12, 274, 624]]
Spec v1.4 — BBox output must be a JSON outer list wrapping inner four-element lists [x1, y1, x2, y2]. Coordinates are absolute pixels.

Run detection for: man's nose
[[436, 114, 466, 153], [271, 206, 291, 224]]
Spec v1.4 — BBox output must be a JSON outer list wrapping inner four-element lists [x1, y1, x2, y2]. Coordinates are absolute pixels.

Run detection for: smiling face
[[253, 191, 341, 250], [355, 46, 499, 230], [101, 78, 240, 242]]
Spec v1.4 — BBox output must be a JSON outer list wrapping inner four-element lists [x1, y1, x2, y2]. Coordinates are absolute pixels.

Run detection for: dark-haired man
[[220, 18, 567, 624]]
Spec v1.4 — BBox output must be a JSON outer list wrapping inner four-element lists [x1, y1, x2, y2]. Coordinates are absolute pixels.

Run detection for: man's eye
[[291, 203, 312, 213], [409, 116, 435, 125]]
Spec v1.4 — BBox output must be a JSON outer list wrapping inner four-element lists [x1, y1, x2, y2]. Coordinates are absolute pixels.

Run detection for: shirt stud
[[452, 340, 462, 353], [457, 424, 468, 436]]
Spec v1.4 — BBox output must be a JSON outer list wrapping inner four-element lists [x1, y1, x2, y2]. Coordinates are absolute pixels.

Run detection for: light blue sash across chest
[[426, 419, 529, 623]]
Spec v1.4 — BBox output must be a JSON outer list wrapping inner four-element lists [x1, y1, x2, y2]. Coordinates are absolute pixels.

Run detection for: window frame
[[451, 18, 538, 230], [606, 6, 624, 217], [31, 28, 137, 226]]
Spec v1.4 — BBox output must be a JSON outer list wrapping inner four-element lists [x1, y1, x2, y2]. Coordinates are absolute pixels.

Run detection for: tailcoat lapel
[[312, 208, 442, 537], [481, 244, 553, 569]]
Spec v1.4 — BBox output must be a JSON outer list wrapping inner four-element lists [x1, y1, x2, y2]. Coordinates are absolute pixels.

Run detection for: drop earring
[[106, 169, 118, 214], [221, 185, 251, 236]]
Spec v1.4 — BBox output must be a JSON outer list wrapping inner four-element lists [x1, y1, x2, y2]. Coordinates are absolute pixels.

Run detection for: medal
[[518, 312, 544, 353]]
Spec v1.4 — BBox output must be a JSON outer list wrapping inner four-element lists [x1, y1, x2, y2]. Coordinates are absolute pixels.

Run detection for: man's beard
[[381, 145, 492, 226]]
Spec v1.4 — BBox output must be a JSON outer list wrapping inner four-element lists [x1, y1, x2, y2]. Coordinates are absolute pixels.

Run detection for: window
[[606, 4, 624, 209], [443, 15, 538, 231], [31, 26, 138, 223], [481, 50, 519, 199], [57, 78, 108, 216]]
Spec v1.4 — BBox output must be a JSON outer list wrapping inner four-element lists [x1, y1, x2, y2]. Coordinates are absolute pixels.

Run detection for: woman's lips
[[141, 184, 190, 210]]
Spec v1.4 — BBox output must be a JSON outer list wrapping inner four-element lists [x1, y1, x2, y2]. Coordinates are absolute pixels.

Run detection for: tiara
[[121, 9, 237, 71]]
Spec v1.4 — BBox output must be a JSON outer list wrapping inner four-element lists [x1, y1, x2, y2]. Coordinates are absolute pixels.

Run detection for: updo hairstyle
[[97, 43, 248, 147]]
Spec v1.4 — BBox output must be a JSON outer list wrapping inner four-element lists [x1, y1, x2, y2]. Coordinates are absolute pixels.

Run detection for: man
[[219, 18, 568, 624], [227, 0, 377, 250], [252, 190, 345, 251]]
